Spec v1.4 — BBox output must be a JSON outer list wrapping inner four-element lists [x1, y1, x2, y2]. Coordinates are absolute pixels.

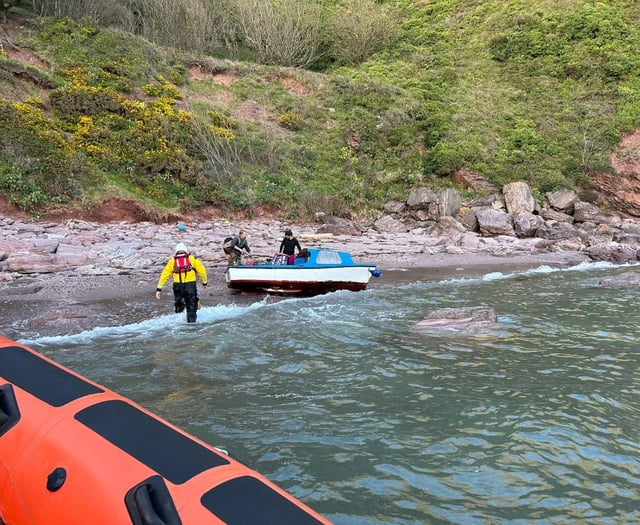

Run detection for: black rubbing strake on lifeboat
[[74, 399, 230, 484], [201, 475, 324, 525], [0, 346, 103, 406]]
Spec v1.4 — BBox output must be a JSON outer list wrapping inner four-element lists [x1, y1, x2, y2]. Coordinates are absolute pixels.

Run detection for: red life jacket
[[173, 252, 193, 274]]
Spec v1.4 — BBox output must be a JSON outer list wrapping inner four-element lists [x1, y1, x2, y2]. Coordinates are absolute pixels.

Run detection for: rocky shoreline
[[0, 213, 586, 341], [3, 180, 640, 340]]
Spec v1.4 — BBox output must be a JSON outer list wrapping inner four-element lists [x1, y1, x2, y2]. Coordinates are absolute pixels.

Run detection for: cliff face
[[594, 128, 640, 217]]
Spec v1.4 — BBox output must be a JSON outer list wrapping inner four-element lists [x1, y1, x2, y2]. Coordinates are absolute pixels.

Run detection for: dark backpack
[[173, 252, 192, 274], [222, 236, 234, 254]]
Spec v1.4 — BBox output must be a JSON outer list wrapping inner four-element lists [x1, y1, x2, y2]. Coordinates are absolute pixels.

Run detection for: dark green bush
[[0, 161, 46, 210], [50, 85, 124, 120]]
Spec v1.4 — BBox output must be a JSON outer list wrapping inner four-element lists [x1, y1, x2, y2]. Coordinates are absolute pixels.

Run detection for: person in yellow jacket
[[155, 243, 208, 323]]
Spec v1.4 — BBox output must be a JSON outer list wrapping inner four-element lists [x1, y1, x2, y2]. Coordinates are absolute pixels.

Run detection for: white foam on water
[[18, 260, 638, 348], [19, 299, 270, 347], [437, 260, 638, 285]]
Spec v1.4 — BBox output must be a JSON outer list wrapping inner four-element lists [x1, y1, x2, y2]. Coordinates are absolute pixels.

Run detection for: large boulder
[[546, 189, 578, 214], [406, 187, 438, 209], [108, 246, 153, 270], [513, 212, 545, 237], [428, 216, 467, 237], [439, 188, 463, 217], [456, 206, 479, 232], [579, 223, 615, 245], [587, 243, 638, 263], [573, 201, 604, 223], [535, 221, 579, 241], [383, 201, 405, 214], [469, 194, 505, 210], [405, 187, 462, 220], [503, 181, 535, 215], [316, 216, 362, 235], [373, 215, 407, 233], [476, 208, 516, 236], [0, 239, 33, 261], [540, 208, 574, 223]]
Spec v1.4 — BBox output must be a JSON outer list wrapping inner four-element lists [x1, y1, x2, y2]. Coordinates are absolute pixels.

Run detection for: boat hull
[[226, 265, 374, 295]]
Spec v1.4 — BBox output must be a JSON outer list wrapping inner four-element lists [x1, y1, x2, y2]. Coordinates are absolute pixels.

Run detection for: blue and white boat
[[225, 248, 381, 295]]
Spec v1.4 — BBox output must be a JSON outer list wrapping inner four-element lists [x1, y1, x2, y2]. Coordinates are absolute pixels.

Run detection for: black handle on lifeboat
[[0, 384, 20, 437], [125, 475, 182, 525]]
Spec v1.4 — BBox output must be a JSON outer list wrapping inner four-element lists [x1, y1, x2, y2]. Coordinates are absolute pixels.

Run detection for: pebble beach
[[0, 213, 591, 341]]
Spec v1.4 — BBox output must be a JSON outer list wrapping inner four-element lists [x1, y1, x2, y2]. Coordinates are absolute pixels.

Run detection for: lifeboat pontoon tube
[[0, 336, 331, 525]]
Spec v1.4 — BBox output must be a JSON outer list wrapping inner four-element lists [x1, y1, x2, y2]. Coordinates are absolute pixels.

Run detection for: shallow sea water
[[21, 261, 640, 524]]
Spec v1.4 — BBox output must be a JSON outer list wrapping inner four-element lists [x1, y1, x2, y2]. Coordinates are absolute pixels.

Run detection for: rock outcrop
[[415, 307, 498, 335], [373, 181, 640, 265]]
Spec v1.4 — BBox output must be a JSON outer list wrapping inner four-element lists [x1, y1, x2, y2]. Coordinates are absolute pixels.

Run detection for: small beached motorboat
[[225, 248, 381, 295], [0, 336, 331, 525]]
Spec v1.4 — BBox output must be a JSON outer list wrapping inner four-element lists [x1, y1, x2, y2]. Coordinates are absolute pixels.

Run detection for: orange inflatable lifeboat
[[0, 335, 332, 524]]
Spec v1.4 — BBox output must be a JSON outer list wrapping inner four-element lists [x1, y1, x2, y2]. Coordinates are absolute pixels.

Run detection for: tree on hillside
[[30, 0, 133, 28], [27, 0, 327, 66], [326, 0, 400, 65], [127, 0, 214, 52], [31, 0, 224, 53], [234, 0, 323, 68]]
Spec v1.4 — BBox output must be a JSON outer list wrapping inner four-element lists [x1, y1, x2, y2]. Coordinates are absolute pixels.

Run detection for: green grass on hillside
[[2, 1, 640, 218]]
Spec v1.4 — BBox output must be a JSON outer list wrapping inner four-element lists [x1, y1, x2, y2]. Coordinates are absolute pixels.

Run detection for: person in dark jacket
[[279, 229, 301, 257], [228, 230, 251, 265]]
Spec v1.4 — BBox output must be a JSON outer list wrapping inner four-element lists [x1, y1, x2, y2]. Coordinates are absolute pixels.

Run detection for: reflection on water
[[22, 262, 640, 524]]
